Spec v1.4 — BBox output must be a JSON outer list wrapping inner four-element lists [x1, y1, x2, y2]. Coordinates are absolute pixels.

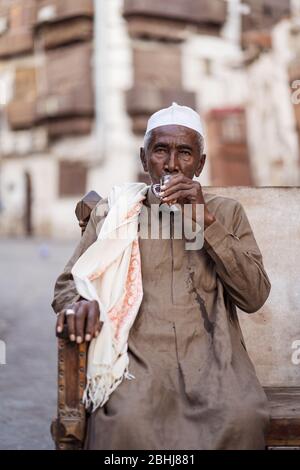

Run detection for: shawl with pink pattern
[[71, 182, 148, 411]]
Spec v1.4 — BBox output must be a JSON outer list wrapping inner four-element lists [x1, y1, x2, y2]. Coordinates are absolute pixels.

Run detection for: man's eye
[[155, 148, 167, 154]]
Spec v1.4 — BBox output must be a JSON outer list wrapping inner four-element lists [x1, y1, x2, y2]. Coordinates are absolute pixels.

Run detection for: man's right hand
[[56, 300, 102, 343]]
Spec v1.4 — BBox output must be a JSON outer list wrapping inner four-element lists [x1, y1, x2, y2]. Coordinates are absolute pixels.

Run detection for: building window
[[263, 5, 273, 17], [220, 113, 246, 144], [58, 160, 87, 197]]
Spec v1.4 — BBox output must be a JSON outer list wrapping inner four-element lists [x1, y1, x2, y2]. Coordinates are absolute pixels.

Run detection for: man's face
[[140, 124, 205, 184]]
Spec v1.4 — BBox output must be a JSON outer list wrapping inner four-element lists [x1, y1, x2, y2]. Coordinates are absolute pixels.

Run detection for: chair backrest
[[204, 186, 300, 389], [75, 190, 102, 235]]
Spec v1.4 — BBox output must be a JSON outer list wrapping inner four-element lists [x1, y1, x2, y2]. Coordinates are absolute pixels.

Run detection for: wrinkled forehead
[[148, 125, 200, 146]]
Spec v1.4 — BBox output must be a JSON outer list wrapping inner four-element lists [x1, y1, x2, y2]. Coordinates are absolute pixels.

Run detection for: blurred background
[[0, 0, 299, 238]]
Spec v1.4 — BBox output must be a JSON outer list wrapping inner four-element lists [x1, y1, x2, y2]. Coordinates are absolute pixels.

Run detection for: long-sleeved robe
[[52, 188, 271, 450]]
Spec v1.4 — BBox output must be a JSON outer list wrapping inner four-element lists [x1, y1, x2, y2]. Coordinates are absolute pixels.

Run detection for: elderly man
[[52, 103, 271, 450]]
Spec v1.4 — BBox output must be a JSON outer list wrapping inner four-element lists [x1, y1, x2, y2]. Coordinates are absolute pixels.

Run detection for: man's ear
[[140, 147, 148, 172], [195, 154, 206, 177]]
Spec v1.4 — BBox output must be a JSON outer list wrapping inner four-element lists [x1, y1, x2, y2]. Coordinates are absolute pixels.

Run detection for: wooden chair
[[51, 190, 101, 450], [51, 191, 300, 450]]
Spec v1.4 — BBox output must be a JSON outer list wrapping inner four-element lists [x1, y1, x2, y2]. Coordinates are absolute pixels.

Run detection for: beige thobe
[[52, 188, 271, 450]]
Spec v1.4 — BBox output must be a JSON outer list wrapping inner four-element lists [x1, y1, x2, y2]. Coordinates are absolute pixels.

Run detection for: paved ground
[[0, 237, 77, 450]]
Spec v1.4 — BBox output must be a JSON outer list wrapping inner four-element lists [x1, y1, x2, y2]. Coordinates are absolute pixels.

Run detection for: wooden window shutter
[[59, 160, 87, 197]]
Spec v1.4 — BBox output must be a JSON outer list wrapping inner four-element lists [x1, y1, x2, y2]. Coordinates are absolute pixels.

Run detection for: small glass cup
[[151, 174, 176, 204]]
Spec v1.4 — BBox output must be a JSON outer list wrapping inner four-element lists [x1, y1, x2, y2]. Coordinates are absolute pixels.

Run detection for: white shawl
[[71, 182, 148, 411]]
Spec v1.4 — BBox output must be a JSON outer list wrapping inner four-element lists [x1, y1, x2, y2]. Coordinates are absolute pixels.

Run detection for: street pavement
[[0, 237, 77, 450]]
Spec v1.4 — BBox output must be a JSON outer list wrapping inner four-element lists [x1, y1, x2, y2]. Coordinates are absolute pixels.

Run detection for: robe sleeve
[[51, 202, 106, 314], [203, 201, 271, 313]]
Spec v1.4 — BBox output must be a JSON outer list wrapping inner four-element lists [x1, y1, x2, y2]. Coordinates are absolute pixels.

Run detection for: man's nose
[[164, 151, 179, 174]]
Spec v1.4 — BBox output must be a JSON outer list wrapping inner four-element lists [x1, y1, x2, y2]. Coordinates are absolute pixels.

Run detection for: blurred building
[[0, 0, 299, 237]]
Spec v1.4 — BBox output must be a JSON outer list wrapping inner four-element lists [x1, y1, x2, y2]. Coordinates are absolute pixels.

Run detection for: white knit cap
[[144, 102, 204, 140]]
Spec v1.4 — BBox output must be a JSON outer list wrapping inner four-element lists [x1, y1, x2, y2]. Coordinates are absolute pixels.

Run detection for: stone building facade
[[0, 0, 299, 238]]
